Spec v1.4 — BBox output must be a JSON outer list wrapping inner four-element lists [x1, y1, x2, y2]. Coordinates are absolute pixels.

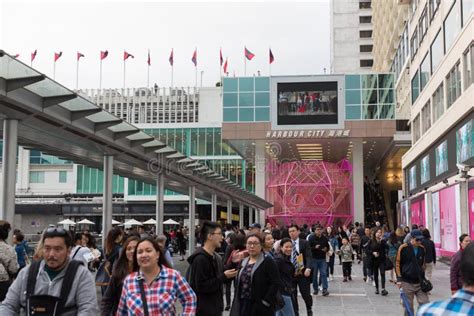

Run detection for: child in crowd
[[339, 237, 354, 282]]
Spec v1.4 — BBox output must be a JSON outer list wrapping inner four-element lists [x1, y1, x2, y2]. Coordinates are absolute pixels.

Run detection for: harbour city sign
[[266, 129, 351, 139]]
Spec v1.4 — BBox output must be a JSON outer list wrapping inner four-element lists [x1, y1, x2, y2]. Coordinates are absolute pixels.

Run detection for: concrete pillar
[[227, 199, 232, 224], [102, 155, 114, 250], [249, 206, 254, 225], [1, 120, 18, 228], [424, 192, 433, 233], [211, 193, 217, 222], [239, 203, 244, 228], [352, 140, 364, 224], [255, 141, 266, 224], [188, 186, 196, 255], [156, 173, 164, 235], [17, 147, 30, 192], [459, 181, 469, 235]]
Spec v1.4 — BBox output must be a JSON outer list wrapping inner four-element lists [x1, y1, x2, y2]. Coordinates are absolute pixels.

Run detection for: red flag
[[223, 58, 228, 74], [169, 49, 174, 66], [54, 52, 62, 62], [245, 47, 255, 60], [220, 48, 223, 66], [191, 49, 197, 66], [269, 49, 274, 64], [124, 51, 134, 61], [13, 54, 20, 59], [31, 50, 37, 62], [100, 50, 108, 60], [77, 52, 85, 61], [147, 50, 151, 66]]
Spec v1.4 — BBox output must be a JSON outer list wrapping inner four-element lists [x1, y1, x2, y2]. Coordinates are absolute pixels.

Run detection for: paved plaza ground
[[170, 256, 452, 316]]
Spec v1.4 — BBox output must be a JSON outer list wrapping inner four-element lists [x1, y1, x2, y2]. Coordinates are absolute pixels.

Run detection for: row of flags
[[24, 47, 275, 70]]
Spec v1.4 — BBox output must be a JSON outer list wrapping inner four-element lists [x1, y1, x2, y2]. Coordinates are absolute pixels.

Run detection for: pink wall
[[410, 198, 425, 227], [469, 187, 474, 239], [439, 185, 459, 256]]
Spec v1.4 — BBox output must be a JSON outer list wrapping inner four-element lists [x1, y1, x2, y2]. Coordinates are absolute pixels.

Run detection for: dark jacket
[[230, 253, 280, 316], [100, 263, 123, 316], [291, 238, 312, 269], [274, 253, 295, 296], [422, 239, 436, 264], [368, 239, 387, 263], [450, 249, 463, 291], [360, 235, 371, 255], [396, 243, 426, 284], [307, 234, 329, 260], [187, 247, 225, 316]]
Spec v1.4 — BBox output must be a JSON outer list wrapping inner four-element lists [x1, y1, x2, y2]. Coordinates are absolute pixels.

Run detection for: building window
[[59, 171, 67, 183], [432, 82, 444, 122], [462, 0, 474, 26], [420, 53, 431, 91], [411, 70, 420, 104], [410, 29, 418, 59], [360, 45, 373, 53], [413, 114, 421, 143], [360, 30, 373, 38], [359, 1, 371, 9], [419, 7, 428, 43], [359, 16, 372, 23], [429, 0, 441, 20], [360, 59, 374, 67], [421, 100, 431, 134], [444, 0, 461, 53], [30, 171, 45, 183], [463, 43, 473, 90], [430, 29, 444, 74], [446, 62, 462, 107]]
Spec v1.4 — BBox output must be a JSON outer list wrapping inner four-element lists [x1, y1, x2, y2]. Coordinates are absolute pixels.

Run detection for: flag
[[77, 52, 85, 61], [269, 49, 274, 64], [147, 49, 151, 66], [124, 51, 134, 61], [191, 49, 197, 66], [245, 47, 255, 60], [31, 50, 37, 62], [220, 48, 223, 66], [13, 54, 19, 59], [100, 50, 108, 60], [223, 58, 228, 74], [54, 52, 62, 62], [169, 49, 174, 66]]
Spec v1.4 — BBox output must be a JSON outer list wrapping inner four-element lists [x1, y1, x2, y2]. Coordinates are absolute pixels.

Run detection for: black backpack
[[25, 259, 82, 316]]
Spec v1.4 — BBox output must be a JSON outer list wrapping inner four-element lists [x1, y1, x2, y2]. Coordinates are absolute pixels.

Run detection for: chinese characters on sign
[[266, 129, 350, 139]]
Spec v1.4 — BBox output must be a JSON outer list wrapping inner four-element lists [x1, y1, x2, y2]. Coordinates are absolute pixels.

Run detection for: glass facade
[[223, 77, 270, 122], [446, 62, 462, 108], [420, 53, 431, 91], [345, 74, 395, 120], [411, 70, 420, 104], [431, 29, 444, 75], [30, 171, 45, 183], [76, 165, 125, 194], [30, 150, 72, 164], [444, 0, 461, 53]]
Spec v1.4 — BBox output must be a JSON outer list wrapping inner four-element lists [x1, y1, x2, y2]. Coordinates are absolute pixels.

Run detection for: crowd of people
[[0, 218, 472, 315]]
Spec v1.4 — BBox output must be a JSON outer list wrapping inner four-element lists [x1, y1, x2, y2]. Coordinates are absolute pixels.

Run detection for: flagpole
[[147, 64, 150, 88], [76, 59, 79, 90], [99, 60, 103, 91], [53, 61, 56, 80], [244, 48, 247, 76], [269, 46, 272, 77], [123, 59, 126, 89], [195, 66, 197, 88], [171, 65, 174, 88]]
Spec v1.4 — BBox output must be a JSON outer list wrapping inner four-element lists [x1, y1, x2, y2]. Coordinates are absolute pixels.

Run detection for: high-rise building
[[330, 0, 374, 73]]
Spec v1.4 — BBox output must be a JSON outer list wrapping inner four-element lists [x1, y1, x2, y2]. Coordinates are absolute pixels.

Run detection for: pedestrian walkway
[[172, 256, 451, 315]]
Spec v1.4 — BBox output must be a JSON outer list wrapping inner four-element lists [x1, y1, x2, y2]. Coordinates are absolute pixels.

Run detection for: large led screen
[[277, 81, 338, 125]]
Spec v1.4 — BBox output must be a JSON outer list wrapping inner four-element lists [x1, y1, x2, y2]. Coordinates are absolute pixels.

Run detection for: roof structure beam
[[129, 137, 154, 148], [5, 75, 46, 92], [70, 108, 102, 121], [113, 130, 140, 141], [94, 120, 122, 132], [143, 144, 167, 154], [42, 94, 77, 109]]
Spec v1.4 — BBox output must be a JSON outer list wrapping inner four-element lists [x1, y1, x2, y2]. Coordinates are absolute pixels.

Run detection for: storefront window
[[430, 29, 444, 74], [444, 0, 461, 52]]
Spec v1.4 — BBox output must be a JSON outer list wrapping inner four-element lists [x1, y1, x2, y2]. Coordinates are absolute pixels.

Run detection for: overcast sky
[[1, 0, 330, 89]]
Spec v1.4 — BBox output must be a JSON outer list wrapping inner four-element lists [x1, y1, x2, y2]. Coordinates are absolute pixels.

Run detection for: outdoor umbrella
[[123, 219, 143, 226], [112, 219, 121, 225], [58, 219, 76, 225], [76, 219, 95, 225], [163, 219, 179, 225], [143, 218, 157, 225]]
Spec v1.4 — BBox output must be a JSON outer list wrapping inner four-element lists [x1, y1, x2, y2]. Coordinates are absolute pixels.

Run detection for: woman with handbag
[[0, 220, 18, 302], [274, 238, 295, 316], [368, 228, 388, 296], [117, 237, 196, 315], [101, 236, 139, 316], [230, 233, 280, 316]]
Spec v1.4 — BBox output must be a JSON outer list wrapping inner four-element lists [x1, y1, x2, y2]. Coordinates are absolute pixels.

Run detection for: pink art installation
[[266, 159, 353, 227]]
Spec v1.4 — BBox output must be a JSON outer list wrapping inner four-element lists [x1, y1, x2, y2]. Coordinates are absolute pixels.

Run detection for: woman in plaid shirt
[[116, 237, 196, 316]]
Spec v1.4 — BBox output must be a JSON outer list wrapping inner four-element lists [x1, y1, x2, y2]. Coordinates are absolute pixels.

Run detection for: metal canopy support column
[[102, 155, 114, 250], [239, 203, 244, 228], [0, 119, 18, 227], [156, 172, 164, 235], [227, 199, 232, 224], [188, 186, 196, 255], [211, 193, 217, 222], [249, 206, 254, 225], [352, 140, 364, 224]]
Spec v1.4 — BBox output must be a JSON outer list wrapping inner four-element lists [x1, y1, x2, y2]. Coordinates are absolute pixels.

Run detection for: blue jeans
[[275, 295, 295, 316], [312, 259, 328, 291]]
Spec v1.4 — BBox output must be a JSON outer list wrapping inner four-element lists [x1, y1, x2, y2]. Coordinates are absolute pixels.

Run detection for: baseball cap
[[411, 229, 424, 240], [249, 223, 261, 229]]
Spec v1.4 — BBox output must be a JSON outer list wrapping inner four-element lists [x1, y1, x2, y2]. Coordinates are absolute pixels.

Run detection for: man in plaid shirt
[[418, 243, 474, 316]]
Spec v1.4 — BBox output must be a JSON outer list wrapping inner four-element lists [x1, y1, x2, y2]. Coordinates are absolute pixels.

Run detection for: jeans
[[327, 254, 335, 276], [311, 259, 328, 291], [275, 295, 295, 316], [362, 254, 372, 278]]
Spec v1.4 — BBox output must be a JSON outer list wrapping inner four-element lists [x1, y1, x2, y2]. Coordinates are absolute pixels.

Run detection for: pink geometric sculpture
[[266, 159, 353, 227]]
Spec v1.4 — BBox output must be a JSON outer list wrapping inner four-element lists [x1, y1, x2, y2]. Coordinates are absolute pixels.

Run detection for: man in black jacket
[[289, 224, 313, 316], [307, 225, 330, 296], [187, 221, 239, 316]]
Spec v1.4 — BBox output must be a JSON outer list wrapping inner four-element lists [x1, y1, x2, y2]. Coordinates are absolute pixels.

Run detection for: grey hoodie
[[0, 259, 98, 316]]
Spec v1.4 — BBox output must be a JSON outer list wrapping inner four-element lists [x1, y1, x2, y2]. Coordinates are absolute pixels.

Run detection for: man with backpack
[[0, 227, 98, 315], [187, 221, 239, 316]]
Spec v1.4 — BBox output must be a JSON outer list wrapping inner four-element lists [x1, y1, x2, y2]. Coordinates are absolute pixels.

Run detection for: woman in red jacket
[[450, 234, 471, 294]]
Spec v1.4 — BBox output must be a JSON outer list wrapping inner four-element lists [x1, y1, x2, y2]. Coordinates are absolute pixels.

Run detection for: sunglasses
[[45, 227, 68, 235]]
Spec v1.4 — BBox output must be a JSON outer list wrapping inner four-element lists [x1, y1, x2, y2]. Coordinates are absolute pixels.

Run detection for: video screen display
[[277, 81, 338, 125]]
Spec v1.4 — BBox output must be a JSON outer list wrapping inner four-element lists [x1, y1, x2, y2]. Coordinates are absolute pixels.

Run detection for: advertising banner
[[410, 198, 425, 227], [456, 119, 473, 163], [469, 187, 474, 239], [439, 185, 459, 256], [432, 191, 441, 249]]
